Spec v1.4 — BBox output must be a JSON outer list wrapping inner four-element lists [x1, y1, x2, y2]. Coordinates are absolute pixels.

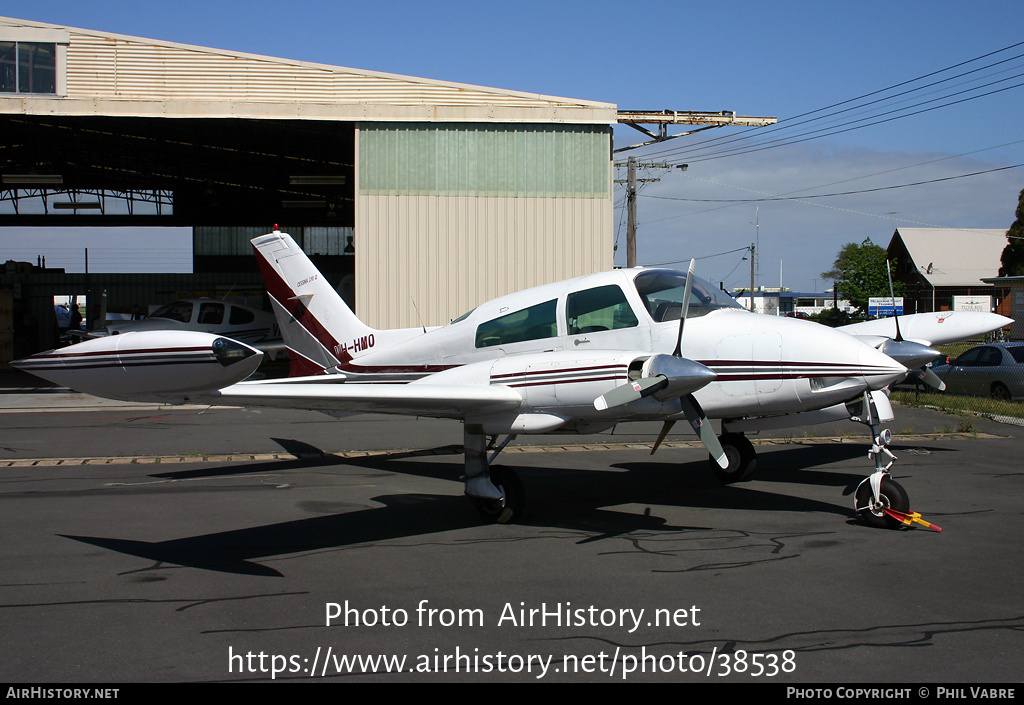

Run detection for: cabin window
[[198, 303, 225, 325], [0, 42, 56, 94], [229, 306, 255, 325], [634, 269, 743, 321], [475, 299, 557, 348], [566, 285, 638, 334]]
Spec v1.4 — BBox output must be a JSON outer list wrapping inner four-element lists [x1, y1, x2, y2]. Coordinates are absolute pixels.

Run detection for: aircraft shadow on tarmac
[[58, 440, 922, 577]]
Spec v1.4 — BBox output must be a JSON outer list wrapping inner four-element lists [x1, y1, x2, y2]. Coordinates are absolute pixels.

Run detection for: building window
[[0, 41, 57, 94]]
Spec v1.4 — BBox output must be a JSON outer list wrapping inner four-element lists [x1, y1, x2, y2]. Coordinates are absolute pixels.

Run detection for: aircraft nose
[[859, 342, 907, 390]]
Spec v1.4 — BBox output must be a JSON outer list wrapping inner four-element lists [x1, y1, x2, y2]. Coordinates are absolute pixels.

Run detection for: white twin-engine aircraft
[[13, 230, 1011, 529]]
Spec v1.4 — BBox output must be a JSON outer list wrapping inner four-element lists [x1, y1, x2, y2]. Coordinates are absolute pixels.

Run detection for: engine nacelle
[[11, 331, 263, 403]]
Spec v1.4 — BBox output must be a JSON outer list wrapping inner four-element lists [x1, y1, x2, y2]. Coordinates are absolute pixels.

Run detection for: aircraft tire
[[470, 467, 524, 524], [855, 477, 909, 530], [711, 433, 757, 483]]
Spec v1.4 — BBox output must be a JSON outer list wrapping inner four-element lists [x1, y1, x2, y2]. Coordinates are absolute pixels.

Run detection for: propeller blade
[[906, 366, 946, 392], [672, 259, 696, 358], [922, 367, 946, 391], [650, 420, 676, 455], [681, 394, 728, 468], [594, 375, 666, 411], [886, 259, 903, 342]]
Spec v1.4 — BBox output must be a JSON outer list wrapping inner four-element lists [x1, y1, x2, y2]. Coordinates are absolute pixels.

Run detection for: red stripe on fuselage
[[28, 346, 211, 360], [490, 364, 628, 381]]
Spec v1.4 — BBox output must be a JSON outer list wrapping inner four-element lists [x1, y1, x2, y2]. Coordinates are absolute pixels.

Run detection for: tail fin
[[252, 230, 377, 375]]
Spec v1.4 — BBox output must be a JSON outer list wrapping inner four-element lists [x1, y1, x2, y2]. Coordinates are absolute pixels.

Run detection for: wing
[[212, 381, 522, 419], [838, 311, 1011, 346]]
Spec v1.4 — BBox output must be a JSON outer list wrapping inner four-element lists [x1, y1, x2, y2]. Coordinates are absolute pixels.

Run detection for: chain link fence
[[892, 337, 1024, 421]]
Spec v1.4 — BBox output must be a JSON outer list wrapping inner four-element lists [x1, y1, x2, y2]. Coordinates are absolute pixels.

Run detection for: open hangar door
[[0, 115, 356, 358]]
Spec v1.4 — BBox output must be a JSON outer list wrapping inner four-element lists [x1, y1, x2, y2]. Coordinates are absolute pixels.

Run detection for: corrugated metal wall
[[357, 196, 611, 328], [356, 122, 613, 329], [360, 123, 611, 197], [62, 32, 586, 109]]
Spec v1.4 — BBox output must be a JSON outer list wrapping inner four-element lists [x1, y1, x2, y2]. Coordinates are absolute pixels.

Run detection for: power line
[[636, 41, 1024, 164], [643, 163, 1024, 202], [642, 245, 751, 267], [642, 41, 1024, 160], [653, 54, 1024, 161], [665, 77, 1024, 164]]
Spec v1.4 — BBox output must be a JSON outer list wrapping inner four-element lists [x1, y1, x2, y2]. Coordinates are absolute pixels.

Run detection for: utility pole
[[614, 157, 681, 268], [626, 157, 638, 268], [749, 243, 756, 313], [750, 207, 760, 293], [612, 109, 776, 268]]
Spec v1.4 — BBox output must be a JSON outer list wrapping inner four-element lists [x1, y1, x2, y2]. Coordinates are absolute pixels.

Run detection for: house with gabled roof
[[887, 227, 1008, 314]]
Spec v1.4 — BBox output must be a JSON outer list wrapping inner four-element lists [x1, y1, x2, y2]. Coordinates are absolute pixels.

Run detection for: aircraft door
[[562, 284, 649, 352]]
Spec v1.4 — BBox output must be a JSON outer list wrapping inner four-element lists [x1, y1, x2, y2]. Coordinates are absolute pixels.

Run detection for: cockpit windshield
[[150, 300, 194, 323], [633, 269, 743, 322]]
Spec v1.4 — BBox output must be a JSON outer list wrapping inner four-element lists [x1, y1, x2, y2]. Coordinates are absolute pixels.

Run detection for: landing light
[[213, 338, 256, 366]]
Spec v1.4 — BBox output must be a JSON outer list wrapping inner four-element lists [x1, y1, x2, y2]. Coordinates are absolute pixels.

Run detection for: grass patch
[[890, 390, 1024, 420]]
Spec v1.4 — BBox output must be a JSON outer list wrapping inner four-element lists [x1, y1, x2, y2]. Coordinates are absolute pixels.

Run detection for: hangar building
[[0, 14, 616, 357]]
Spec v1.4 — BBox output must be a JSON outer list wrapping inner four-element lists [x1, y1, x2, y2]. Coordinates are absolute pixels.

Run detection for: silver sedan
[[932, 342, 1024, 401]]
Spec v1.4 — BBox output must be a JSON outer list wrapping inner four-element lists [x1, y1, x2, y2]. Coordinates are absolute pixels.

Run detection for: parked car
[[931, 342, 1024, 400]]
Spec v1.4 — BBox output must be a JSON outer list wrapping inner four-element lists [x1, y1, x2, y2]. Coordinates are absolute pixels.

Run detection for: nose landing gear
[[849, 390, 916, 530]]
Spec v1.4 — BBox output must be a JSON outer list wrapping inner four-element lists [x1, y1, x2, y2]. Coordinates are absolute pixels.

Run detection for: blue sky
[[2, 0, 1023, 292]]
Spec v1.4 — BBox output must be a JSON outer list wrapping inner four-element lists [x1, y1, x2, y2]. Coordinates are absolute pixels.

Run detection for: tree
[[821, 238, 903, 316], [997, 188, 1024, 276]]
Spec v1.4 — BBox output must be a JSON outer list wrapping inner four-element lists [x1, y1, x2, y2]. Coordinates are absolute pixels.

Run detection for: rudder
[[252, 230, 376, 374]]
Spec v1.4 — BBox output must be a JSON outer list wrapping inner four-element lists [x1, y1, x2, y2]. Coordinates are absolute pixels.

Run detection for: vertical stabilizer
[[252, 230, 377, 374]]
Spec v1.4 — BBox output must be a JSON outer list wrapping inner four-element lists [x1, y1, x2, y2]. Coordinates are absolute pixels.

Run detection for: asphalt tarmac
[[1, 381, 1022, 683]]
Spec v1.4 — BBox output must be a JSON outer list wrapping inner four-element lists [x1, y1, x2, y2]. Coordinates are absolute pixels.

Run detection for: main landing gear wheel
[[470, 467, 524, 524], [711, 433, 757, 483], [855, 477, 909, 530]]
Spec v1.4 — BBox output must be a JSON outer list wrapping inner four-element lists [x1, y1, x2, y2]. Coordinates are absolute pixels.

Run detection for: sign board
[[952, 295, 992, 312], [868, 297, 903, 316]]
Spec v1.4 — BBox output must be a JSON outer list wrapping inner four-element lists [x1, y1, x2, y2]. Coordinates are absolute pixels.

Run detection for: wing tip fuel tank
[[11, 331, 263, 403]]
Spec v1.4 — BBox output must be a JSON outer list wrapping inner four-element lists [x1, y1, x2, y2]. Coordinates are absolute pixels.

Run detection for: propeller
[[886, 260, 904, 343], [593, 260, 728, 467], [878, 261, 945, 391]]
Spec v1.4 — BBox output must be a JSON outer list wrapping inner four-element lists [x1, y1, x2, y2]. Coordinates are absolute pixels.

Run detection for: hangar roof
[[889, 227, 1008, 287], [0, 15, 617, 124]]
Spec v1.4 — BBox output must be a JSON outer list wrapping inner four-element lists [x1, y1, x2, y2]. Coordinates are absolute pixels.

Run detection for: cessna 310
[[12, 230, 1011, 529]]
